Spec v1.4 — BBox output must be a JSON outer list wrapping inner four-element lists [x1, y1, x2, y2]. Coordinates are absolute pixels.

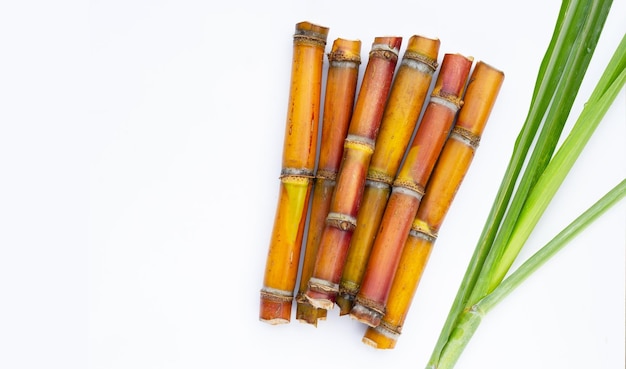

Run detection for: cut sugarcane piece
[[296, 38, 362, 326], [259, 21, 329, 324]]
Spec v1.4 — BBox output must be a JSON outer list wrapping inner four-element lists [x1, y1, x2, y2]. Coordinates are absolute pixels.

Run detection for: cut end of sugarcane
[[336, 292, 355, 316], [295, 300, 327, 327], [259, 288, 292, 325], [304, 291, 335, 310], [362, 323, 400, 349], [349, 302, 383, 327], [304, 277, 338, 310]]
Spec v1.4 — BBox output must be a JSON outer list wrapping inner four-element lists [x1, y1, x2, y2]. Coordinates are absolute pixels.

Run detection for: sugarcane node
[[260, 287, 293, 303], [344, 134, 376, 153], [409, 228, 437, 243], [365, 178, 392, 190], [379, 318, 402, 335], [429, 94, 462, 113], [369, 42, 400, 61], [329, 60, 361, 70], [339, 279, 360, 296], [326, 212, 357, 232], [308, 277, 339, 294], [280, 167, 315, 179], [402, 51, 439, 73], [305, 278, 338, 310], [366, 169, 394, 186], [391, 179, 426, 200], [328, 37, 362, 64], [410, 217, 438, 240], [449, 125, 481, 149], [350, 298, 385, 327], [316, 168, 337, 181], [293, 21, 329, 48], [328, 50, 362, 65]]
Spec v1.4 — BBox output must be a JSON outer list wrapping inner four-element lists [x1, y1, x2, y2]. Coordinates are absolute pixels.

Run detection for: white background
[[0, 1, 624, 368]]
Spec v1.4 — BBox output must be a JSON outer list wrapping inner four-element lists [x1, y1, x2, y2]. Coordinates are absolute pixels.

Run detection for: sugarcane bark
[[337, 35, 440, 314], [304, 36, 402, 310], [363, 61, 504, 347], [350, 53, 473, 327], [296, 38, 361, 325], [259, 21, 329, 324]]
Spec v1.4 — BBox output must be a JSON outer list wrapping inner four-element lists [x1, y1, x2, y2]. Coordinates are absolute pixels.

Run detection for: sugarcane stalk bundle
[[260, 20, 504, 344]]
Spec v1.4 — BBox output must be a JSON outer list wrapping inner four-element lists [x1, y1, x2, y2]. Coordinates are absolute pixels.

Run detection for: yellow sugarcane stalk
[[259, 21, 329, 324], [336, 35, 440, 315], [362, 61, 504, 348]]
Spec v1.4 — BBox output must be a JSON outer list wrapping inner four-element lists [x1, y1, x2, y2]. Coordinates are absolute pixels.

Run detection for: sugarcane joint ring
[[308, 277, 339, 294], [350, 301, 384, 327], [409, 227, 437, 242], [326, 212, 357, 232], [344, 134, 375, 152], [450, 126, 481, 149], [366, 170, 394, 186], [280, 168, 314, 180], [391, 180, 425, 200], [339, 280, 360, 296], [316, 168, 337, 181], [403, 50, 438, 71], [293, 24, 328, 48], [370, 43, 400, 61], [379, 319, 402, 335], [328, 50, 362, 65], [260, 287, 293, 303], [354, 295, 386, 316], [429, 94, 462, 113]]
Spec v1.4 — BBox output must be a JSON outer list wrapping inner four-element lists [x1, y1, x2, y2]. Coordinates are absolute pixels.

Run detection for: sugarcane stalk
[[336, 35, 441, 315], [259, 21, 329, 324], [295, 38, 362, 326], [304, 36, 403, 310], [349, 53, 473, 327], [362, 62, 504, 348]]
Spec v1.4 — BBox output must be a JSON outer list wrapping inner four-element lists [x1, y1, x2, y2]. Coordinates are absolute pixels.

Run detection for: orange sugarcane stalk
[[259, 21, 329, 325], [362, 61, 504, 348], [304, 36, 403, 310], [295, 38, 362, 326], [336, 35, 440, 315], [350, 53, 473, 328]]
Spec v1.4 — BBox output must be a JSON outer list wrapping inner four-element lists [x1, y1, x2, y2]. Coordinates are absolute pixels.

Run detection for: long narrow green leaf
[[479, 178, 626, 314], [426, 0, 616, 367], [471, 0, 614, 300], [430, 32, 626, 368], [493, 41, 626, 284], [424, 2, 579, 364], [434, 178, 626, 369]]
